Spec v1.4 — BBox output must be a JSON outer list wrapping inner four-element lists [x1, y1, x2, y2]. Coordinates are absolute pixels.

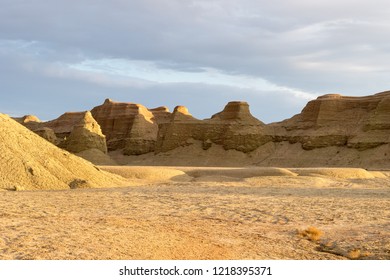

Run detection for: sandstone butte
[[12, 90, 390, 168]]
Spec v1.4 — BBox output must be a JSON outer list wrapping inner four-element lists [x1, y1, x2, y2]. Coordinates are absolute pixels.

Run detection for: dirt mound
[[291, 168, 376, 179], [192, 175, 244, 182], [0, 114, 127, 190], [244, 176, 336, 188], [99, 166, 191, 182], [182, 167, 297, 179]]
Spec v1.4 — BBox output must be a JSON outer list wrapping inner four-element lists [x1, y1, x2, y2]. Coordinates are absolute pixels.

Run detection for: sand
[[0, 114, 128, 190], [0, 166, 389, 260]]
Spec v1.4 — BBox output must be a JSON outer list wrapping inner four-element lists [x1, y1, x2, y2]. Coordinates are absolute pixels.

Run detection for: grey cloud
[[0, 47, 305, 123], [0, 81, 306, 125], [1, 0, 390, 121]]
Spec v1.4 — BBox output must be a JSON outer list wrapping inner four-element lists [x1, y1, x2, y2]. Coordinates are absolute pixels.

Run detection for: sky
[[1, 0, 390, 123]]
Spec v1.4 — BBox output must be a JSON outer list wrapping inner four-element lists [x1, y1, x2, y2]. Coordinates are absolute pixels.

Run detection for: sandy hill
[[0, 114, 127, 191]]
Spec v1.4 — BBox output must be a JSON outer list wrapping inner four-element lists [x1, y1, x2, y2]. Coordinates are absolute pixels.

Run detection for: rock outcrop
[[42, 111, 107, 154], [33, 127, 58, 145], [210, 101, 262, 124], [149, 106, 172, 124], [123, 113, 158, 155], [13, 115, 40, 129], [59, 111, 108, 154], [271, 91, 390, 150], [0, 114, 126, 190], [90, 99, 160, 153], [16, 111, 107, 154], [155, 102, 270, 153], [14, 91, 390, 168]]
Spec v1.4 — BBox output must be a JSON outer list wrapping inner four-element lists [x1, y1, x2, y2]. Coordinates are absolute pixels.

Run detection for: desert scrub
[[298, 226, 323, 242], [347, 249, 361, 259]]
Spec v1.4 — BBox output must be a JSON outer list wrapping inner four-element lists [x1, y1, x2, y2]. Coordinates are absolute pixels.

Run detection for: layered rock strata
[[15, 91, 390, 166], [271, 91, 390, 150], [156, 102, 270, 153], [90, 99, 160, 154]]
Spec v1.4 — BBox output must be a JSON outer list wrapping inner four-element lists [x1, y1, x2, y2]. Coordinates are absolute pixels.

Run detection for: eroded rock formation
[[16, 111, 107, 154], [156, 102, 270, 153], [59, 111, 107, 154], [15, 91, 390, 167], [271, 91, 390, 150], [0, 114, 126, 191], [33, 127, 58, 145], [90, 99, 160, 153]]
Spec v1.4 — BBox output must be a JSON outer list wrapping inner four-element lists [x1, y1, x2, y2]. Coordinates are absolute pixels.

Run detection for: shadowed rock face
[[44, 112, 92, 138], [13, 115, 42, 131], [123, 113, 158, 156], [13, 115, 58, 144], [149, 106, 171, 124], [155, 102, 270, 153], [33, 127, 58, 145]]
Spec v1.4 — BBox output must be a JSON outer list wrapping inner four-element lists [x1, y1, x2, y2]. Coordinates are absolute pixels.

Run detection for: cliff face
[[155, 102, 270, 153], [271, 91, 390, 150], [90, 99, 160, 153], [15, 90, 390, 167], [89, 100, 269, 154]]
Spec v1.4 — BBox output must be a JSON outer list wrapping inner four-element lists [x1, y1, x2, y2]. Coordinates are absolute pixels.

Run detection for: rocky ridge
[[271, 91, 390, 151], [14, 91, 390, 167]]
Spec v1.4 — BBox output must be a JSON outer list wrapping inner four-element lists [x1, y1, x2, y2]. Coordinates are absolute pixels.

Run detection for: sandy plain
[[0, 166, 389, 260]]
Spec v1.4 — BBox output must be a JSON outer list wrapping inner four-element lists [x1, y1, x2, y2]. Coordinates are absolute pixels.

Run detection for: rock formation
[[156, 102, 270, 153], [210, 101, 262, 124], [16, 111, 107, 154], [0, 114, 126, 190], [59, 111, 108, 154], [123, 113, 158, 155], [90, 99, 183, 155], [271, 91, 390, 150], [33, 127, 59, 145], [149, 106, 172, 124], [13, 90, 390, 168], [90, 99, 160, 153], [13, 115, 39, 129]]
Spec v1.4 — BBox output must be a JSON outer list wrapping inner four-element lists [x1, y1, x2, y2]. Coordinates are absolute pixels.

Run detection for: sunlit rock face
[[271, 91, 390, 150]]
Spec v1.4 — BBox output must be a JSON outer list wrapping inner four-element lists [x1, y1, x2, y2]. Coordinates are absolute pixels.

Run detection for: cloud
[[0, 39, 309, 123], [1, 0, 390, 122], [67, 58, 316, 99]]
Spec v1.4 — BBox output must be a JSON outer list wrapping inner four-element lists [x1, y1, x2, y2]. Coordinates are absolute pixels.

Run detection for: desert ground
[[1, 166, 389, 260]]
